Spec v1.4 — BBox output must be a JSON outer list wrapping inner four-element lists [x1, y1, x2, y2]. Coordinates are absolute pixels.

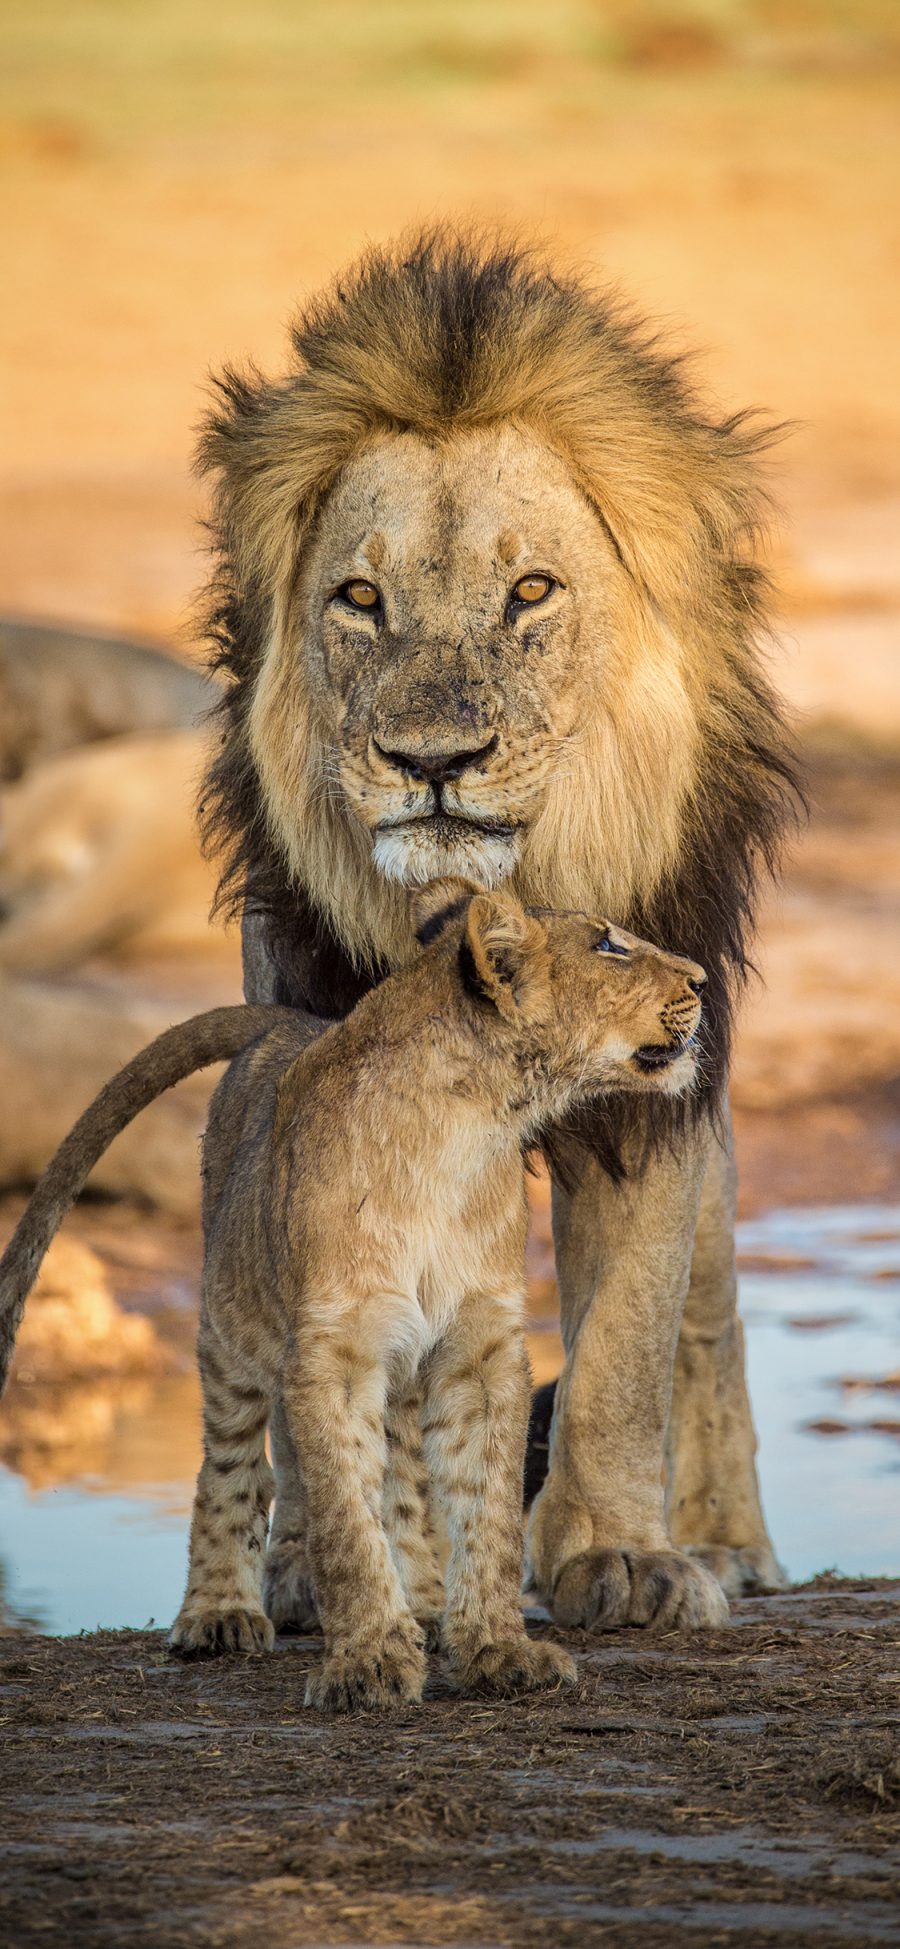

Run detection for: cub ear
[[461, 892, 550, 1026]]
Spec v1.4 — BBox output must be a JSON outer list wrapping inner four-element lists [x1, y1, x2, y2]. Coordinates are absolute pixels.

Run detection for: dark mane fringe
[[196, 226, 805, 1180], [544, 641, 803, 1187]]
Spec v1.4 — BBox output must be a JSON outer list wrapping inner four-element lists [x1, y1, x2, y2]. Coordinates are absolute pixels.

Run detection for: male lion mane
[[197, 228, 802, 1178]]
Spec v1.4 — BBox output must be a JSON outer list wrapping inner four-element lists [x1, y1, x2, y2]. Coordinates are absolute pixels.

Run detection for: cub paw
[[168, 1606, 275, 1657], [458, 1636, 576, 1698], [305, 1629, 426, 1714], [552, 1548, 729, 1633], [682, 1542, 788, 1598], [262, 1544, 320, 1634]]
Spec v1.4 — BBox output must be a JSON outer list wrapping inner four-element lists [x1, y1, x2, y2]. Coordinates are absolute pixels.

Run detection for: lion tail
[[0, 1003, 294, 1393]]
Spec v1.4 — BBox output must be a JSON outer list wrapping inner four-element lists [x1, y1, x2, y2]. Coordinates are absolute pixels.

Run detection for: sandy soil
[[1, 1581, 898, 1949], [2, 6, 900, 653]]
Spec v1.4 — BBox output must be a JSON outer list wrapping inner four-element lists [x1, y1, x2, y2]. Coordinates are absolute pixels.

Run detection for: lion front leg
[[667, 1103, 786, 1596], [526, 1132, 729, 1634]]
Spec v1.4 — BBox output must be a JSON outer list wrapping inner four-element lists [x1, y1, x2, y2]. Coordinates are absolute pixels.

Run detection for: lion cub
[[0, 876, 705, 1711], [170, 878, 705, 1711]]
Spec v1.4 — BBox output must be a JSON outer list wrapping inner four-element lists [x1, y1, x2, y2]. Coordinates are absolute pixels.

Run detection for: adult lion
[[198, 232, 799, 1631]]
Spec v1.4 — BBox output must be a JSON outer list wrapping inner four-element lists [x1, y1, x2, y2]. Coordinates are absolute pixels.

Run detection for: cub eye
[[594, 927, 629, 957], [338, 579, 382, 614], [508, 573, 556, 616]]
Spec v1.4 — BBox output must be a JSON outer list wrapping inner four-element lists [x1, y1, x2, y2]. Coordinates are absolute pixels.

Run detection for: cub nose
[[373, 735, 497, 784]]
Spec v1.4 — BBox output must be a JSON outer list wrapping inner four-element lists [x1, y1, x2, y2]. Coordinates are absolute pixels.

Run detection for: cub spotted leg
[[527, 1134, 729, 1633], [170, 1313, 275, 1655], [383, 1381, 445, 1647], [262, 1395, 319, 1633], [424, 1293, 576, 1698], [668, 1105, 787, 1595], [283, 1324, 426, 1713]]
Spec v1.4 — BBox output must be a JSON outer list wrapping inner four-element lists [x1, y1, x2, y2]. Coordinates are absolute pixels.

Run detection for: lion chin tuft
[[372, 823, 520, 890]]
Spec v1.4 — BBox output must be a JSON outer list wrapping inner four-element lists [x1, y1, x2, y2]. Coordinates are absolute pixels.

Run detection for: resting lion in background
[[0, 619, 216, 781], [0, 729, 231, 975], [198, 230, 800, 1629], [0, 973, 224, 1214], [0, 728, 239, 1209]]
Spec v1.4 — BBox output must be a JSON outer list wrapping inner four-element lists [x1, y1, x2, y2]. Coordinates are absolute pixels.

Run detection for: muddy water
[[1, 1205, 898, 1635]]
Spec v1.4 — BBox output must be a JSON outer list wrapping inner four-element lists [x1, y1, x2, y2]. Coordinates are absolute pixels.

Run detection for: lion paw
[[169, 1605, 275, 1657], [552, 1548, 729, 1632], [457, 1636, 576, 1698], [682, 1542, 788, 1598], [262, 1544, 320, 1634], [305, 1629, 426, 1714]]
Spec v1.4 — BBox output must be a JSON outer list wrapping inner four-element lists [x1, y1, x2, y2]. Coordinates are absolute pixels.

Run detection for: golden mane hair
[[198, 229, 802, 1171]]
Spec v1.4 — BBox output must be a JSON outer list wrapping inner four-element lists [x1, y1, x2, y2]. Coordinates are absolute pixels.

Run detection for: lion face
[[248, 422, 698, 968], [305, 425, 613, 887]]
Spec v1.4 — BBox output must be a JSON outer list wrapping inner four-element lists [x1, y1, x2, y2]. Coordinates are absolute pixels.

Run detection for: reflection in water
[[0, 1371, 201, 1500], [736, 1205, 900, 1584], [0, 1206, 898, 1634]]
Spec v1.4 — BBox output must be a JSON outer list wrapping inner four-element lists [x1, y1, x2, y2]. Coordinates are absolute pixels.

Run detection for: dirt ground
[[1, 1581, 898, 1949]]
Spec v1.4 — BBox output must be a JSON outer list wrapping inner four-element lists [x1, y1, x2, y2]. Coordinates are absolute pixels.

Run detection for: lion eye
[[339, 579, 382, 613], [594, 928, 629, 957], [510, 574, 555, 610]]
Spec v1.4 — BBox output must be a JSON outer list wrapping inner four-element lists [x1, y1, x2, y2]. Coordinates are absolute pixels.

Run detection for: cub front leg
[[668, 1104, 786, 1595], [527, 1133, 728, 1634], [383, 1381, 445, 1646], [170, 1313, 275, 1656], [283, 1323, 426, 1714], [424, 1292, 575, 1698]]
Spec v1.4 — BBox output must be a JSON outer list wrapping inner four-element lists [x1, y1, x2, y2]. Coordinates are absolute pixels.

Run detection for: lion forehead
[[308, 425, 609, 597]]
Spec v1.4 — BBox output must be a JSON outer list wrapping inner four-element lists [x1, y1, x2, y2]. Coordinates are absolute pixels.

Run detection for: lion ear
[[461, 892, 551, 1026], [410, 878, 480, 949]]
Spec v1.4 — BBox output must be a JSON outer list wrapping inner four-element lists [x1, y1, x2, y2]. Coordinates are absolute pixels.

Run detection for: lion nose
[[687, 972, 706, 996], [373, 734, 498, 784]]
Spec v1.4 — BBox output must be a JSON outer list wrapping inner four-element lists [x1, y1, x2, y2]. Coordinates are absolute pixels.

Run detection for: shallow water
[[1, 1204, 898, 1635]]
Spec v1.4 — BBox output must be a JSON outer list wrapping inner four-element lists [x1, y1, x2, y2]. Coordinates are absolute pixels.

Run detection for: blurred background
[[1, 0, 898, 1630]]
